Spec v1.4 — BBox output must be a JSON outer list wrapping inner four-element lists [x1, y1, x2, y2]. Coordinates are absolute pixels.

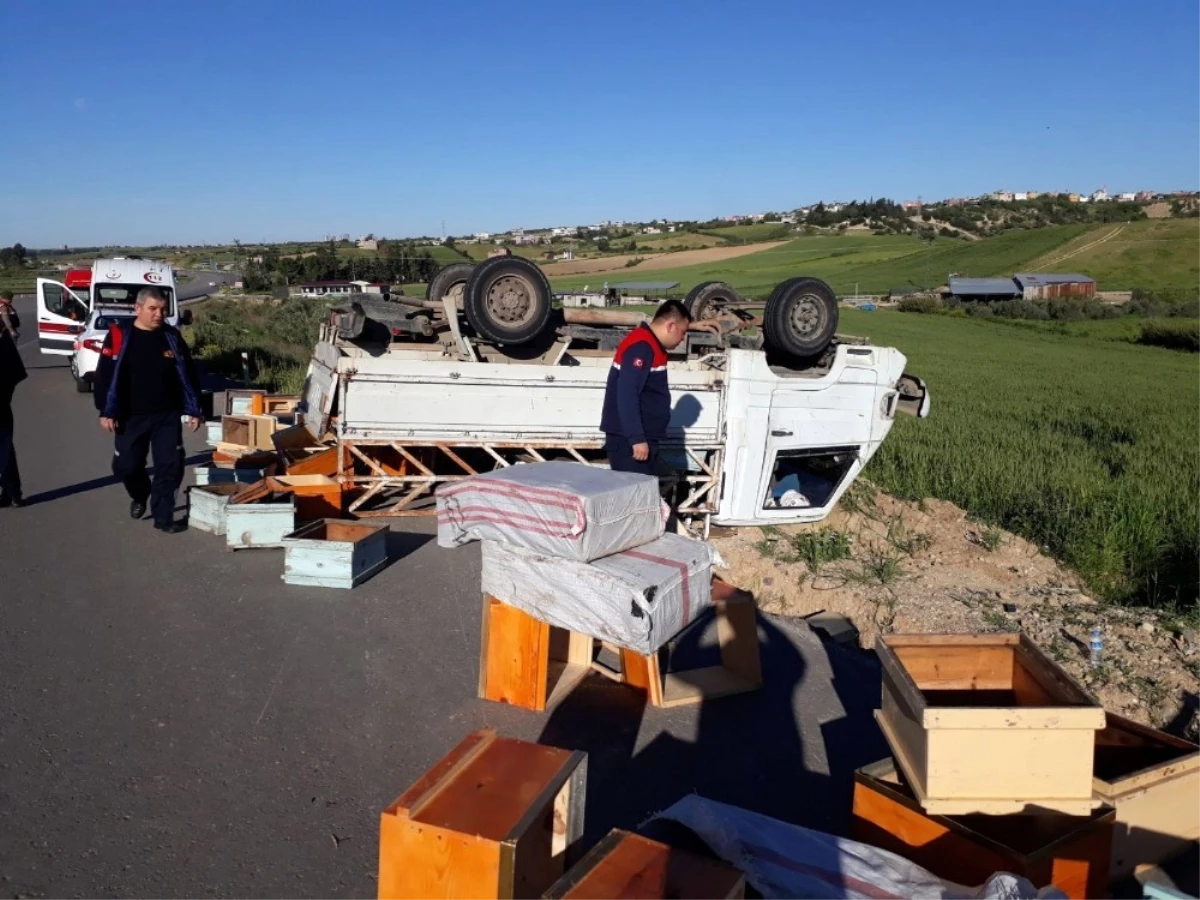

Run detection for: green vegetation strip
[[843, 308, 1198, 607]]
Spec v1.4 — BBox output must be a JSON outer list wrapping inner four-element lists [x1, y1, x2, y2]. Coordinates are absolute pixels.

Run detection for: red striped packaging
[[436, 461, 667, 562], [480, 533, 714, 655]]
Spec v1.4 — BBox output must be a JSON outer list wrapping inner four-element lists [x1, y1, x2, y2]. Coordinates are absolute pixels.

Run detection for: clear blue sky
[[3, 0, 1197, 247]]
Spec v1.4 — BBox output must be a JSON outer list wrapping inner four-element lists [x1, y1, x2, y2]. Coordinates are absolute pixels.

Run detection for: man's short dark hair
[[652, 298, 692, 324], [0, 290, 13, 300]]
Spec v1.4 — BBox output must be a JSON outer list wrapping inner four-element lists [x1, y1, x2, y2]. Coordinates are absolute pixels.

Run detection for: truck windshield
[[93, 283, 176, 315]]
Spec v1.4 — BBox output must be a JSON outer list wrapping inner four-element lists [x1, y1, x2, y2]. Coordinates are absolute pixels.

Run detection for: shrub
[[897, 295, 942, 314], [966, 303, 994, 318], [1138, 319, 1200, 352]]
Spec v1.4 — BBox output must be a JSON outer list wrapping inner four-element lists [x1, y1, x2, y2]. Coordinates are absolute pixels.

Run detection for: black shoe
[[0, 495, 22, 508], [130, 500, 147, 520], [154, 520, 186, 534]]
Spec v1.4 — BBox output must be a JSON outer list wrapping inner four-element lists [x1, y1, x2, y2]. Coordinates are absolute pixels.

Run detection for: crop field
[[839, 308, 1199, 608], [1028, 218, 1200, 291], [547, 227, 1104, 297], [705, 222, 797, 242]]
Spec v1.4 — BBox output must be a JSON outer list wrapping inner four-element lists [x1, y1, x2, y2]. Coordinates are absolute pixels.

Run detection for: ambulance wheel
[[763, 277, 839, 359], [464, 256, 553, 345], [684, 281, 740, 321], [426, 263, 474, 309]]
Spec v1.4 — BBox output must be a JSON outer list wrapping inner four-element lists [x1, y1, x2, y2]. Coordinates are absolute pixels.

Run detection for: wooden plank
[[877, 689, 931, 803], [377, 816, 502, 900], [619, 649, 664, 707], [659, 667, 759, 708], [715, 593, 762, 686], [884, 634, 1022, 647], [1014, 636, 1096, 706], [889, 645, 1014, 691], [479, 596, 550, 712], [852, 760, 1114, 900], [392, 729, 497, 818], [545, 829, 746, 900]]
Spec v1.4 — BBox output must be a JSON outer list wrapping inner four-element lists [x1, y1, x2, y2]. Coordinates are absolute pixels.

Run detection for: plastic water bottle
[[1089, 626, 1104, 668]]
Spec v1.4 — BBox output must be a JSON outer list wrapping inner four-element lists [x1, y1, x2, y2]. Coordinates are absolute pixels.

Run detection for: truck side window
[[763, 448, 857, 510]]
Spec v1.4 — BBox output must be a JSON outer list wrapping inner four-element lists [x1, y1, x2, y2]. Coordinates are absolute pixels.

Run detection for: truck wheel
[[684, 281, 740, 320], [763, 277, 839, 359], [464, 256, 552, 345], [75, 375, 92, 393], [426, 263, 474, 310]]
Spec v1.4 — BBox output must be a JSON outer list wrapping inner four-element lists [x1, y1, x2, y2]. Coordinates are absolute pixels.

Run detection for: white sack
[[436, 461, 666, 562], [652, 795, 1068, 900], [480, 533, 715, 655]]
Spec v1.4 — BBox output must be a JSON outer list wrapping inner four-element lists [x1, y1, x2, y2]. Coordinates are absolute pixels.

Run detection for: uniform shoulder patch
[[632, 356, 645, 368]]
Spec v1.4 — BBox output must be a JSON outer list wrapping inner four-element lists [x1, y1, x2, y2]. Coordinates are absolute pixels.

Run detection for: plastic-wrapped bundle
[[436, 461, 666, 562], [480, 532, 715, 654]]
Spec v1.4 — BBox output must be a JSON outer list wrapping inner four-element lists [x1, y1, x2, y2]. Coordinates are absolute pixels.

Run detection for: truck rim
[[788, 295, 823, 337], [485, 274, 537, 327]]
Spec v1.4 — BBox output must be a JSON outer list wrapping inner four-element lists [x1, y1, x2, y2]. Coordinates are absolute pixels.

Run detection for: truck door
[[755, 380, 875, 519], [35, 278, 91, 355]]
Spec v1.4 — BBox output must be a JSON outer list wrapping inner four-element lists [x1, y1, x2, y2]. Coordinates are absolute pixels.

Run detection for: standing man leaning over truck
[[600, 299, 692, 475], [95, 287, 203, 534]]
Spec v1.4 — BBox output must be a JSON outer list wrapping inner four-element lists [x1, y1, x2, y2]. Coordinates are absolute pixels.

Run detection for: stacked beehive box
[[854, 633, 1199, 897], [437, 461, 762, 712]]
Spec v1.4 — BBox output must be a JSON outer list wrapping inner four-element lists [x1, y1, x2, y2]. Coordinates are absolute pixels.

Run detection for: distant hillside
[[1025, 219, 1200, 292]]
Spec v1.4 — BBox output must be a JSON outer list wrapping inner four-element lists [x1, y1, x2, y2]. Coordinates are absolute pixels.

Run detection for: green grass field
[[843, 309, 1199, 607], [1029, 219, 1200, 291], [705, 222, 796, 242], [545, 221, 1195, 299]]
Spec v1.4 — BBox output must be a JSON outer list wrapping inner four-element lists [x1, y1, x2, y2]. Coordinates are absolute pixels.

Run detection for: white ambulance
[[36, 257, 191, 392]]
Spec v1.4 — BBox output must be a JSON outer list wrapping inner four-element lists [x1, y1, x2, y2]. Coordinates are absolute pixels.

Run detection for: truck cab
[[36, 258, 189, 390]]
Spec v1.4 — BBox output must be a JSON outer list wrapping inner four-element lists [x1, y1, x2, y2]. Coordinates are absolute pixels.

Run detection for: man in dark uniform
[[0, 288, 25, 507], [95, 287, 203, 533], [599, 299, 692, 475]]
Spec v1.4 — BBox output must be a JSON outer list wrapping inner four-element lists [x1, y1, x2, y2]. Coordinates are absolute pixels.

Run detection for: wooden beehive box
[[852, 758, 1114, 900], [225, 388, 266, 416], [282, 520, 389, 589], [543, 829, 745, 899], [222, 414, 278, 451], [195, 462, 275, 486], [225, 487, 296, 550], [268, 474, 343, 520], [876, 633, 1106, 815], [1094, 712, 1199, 879], [187, 482, 246, 536], [378, 728, 587, 900], [204, 419, 223, 447], [272, 423, 337, 476]]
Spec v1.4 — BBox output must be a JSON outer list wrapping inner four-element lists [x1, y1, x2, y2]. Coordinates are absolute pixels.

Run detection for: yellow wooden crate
[[876, 633, 1105, 816]]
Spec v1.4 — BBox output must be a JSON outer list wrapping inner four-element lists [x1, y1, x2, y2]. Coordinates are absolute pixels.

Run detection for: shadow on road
[[535, 611, 884, 854], [22, 452, 213, 506], [385, 529, 434, 563]]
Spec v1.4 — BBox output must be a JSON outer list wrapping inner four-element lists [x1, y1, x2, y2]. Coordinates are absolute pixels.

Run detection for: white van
[[36, 257, 191, 391]]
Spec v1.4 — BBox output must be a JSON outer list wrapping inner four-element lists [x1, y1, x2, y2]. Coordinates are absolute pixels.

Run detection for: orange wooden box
[[852, 758, 1114, 899], [478, 578, 762, 713], [543, 829, 745, 899], [267, 475, 343, 520], [378, 728, 587, 900]]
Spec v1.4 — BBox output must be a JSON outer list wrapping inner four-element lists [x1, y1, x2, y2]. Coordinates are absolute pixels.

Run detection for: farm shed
[[1014, 273, 1096, 300], [946, 276, 1021, 302]]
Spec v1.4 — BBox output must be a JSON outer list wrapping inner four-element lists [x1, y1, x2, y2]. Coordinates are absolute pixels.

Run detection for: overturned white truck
[[299, 257, 929, 530]]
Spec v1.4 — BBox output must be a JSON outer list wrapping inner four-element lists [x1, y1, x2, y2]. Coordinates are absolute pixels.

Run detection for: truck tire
[[763, 277, 839, 359], [75, 375, 92, 393], [463, 256, 552, 345], [684, 281, 740, 320], [426, 262, 474, 309]]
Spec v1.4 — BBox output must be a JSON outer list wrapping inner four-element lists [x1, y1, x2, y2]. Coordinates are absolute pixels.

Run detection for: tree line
[[240, 240, 441, 292]]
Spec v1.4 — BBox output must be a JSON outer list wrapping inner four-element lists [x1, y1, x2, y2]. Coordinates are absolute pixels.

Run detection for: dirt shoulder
[[541, 241, 788, 278], [710, 486, 1199, 738]]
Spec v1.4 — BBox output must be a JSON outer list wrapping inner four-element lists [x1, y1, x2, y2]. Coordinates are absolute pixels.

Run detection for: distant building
[[642, 226, 662, 234], [297, 280, 389, 297], [1118, 192, 1136, 202], [1013, 192, 1029, 201], [990, 191, 1015, 202], [1026, 191, 1041, 200], [1135, 191, 1154, 202], [475, 232, 491, 241], [1014, 273, 1095, 300], [1091, 188, 1109, 202], [947, 276, 1021, 301], [356, 238, 379, 251], [1067, 193, 1081, 203]]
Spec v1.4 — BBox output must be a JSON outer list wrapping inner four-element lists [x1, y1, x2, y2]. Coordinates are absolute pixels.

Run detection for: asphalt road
[[0, 292, 888, 898]]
